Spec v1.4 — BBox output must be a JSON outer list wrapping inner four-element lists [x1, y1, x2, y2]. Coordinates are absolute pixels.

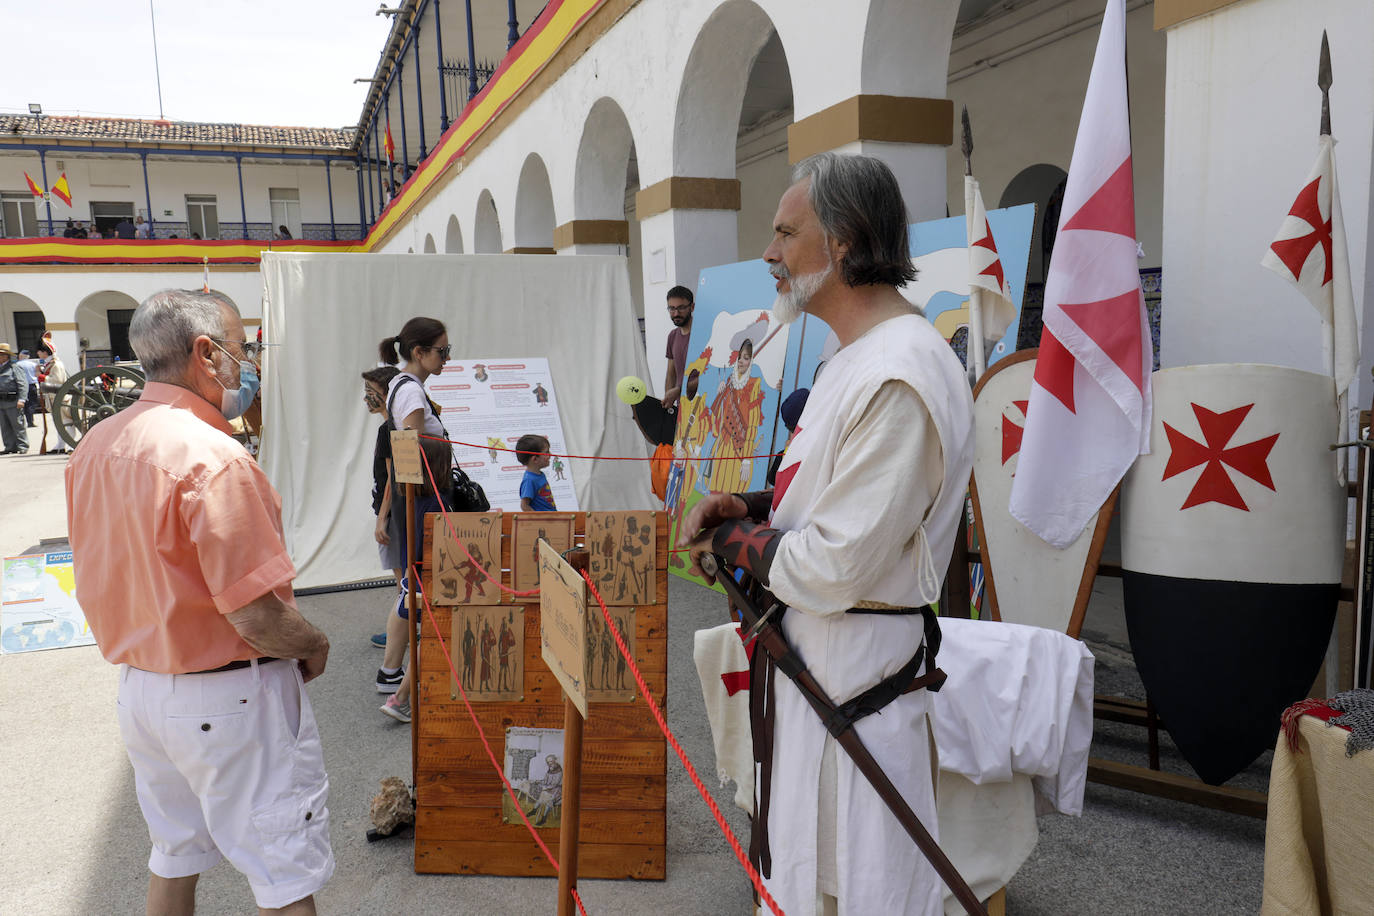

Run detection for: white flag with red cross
[[1261, 134, 1357, 402], [1008, 0, 1152, 549], [964, 174, 1017, 380]]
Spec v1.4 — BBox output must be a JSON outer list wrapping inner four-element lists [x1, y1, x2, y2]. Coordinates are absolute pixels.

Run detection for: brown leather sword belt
[[748, 601, 946, 878]]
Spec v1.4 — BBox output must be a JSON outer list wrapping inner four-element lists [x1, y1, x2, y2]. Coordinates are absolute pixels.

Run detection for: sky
[[0, 0, 396, 128]]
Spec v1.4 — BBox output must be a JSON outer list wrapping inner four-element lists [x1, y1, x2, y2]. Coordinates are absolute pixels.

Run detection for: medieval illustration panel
[[432, 512, 503, 605], [502, 726, 565, 828], [511, 513, 575, 594], [450, 606, 524, 701], [586, 511, 656, 606], [585, 606, 636, 703]]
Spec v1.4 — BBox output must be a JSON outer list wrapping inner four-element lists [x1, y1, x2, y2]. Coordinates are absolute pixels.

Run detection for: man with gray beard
[[680, 152, 974, 915]]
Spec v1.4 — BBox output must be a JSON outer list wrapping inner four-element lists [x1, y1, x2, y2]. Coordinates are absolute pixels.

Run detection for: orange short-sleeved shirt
[[65, 382, 297, 673]]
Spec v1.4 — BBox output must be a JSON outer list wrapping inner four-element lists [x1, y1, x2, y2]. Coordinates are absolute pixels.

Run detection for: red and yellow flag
[[24, 172, 43, 198], [384, 117, 395, 166], [50, 173, 72, 206]]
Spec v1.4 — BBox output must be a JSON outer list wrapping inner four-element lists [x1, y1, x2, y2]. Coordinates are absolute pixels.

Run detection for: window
[[13, 311, 46, 354], [0, 192, 38, 238], [186, 194, 219, 240], [90, 201, 135, 237], [269, 187, 301, 240]]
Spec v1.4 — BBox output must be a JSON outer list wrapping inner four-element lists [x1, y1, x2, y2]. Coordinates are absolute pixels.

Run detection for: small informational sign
[[2, 550, 96, 654], [503, 726, 565, 828], [452, 606, 524, 701], [390, 428, 424, 485], [586, 606, 636, 703], [587, 511, 656, 606], [539, 539, 588, 717], [432, 512, 503, 605], [512, 514, 575, 595]]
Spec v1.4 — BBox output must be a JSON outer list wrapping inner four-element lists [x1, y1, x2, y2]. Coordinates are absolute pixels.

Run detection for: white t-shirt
[[386, 372, 444, 437]]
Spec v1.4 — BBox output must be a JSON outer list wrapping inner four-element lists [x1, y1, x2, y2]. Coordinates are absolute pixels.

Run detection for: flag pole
[[962, 107, 987, 385], [1318, 29, 1342, 694]]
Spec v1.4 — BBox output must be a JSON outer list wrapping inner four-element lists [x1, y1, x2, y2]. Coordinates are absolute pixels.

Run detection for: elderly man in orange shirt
[[65, 289, 333, 916]]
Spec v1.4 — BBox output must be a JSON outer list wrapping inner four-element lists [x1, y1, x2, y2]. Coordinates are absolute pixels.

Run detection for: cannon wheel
[[52, 365, 146, 450]]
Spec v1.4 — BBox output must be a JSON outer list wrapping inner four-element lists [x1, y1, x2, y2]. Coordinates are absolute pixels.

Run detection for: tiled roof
[[0, 115, 354, 150]]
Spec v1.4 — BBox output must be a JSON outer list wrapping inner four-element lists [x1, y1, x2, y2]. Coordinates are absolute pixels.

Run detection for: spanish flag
[[384, 117, 395, 166], [24, 172, 43, 198], [50, 173, 72, 206]]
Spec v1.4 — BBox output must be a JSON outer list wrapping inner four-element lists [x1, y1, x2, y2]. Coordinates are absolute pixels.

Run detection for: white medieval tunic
[[764, 312, 974, 915]]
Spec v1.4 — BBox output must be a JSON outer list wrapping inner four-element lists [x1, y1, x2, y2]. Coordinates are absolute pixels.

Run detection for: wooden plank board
[[415, 510, 669, 878], [1086, 758, 1267, 819]]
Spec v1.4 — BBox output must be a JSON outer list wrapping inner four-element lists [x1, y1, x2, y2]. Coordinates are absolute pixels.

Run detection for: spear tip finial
[[960, 106, 973, 176], [1318, 30, 1332, 136]]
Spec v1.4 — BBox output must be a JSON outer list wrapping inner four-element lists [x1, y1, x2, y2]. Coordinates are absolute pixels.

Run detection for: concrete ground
[[1, 446, 1268, 915]]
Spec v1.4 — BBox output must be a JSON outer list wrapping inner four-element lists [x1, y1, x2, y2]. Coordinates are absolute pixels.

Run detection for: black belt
[[187, 656, 281, 675]]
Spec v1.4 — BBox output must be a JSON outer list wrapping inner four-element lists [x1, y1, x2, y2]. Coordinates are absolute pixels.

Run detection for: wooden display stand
[[413, 510, 668, 878]]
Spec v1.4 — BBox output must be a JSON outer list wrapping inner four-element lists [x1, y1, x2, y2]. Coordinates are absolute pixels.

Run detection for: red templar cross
[[1162, 403, 1279, 511]]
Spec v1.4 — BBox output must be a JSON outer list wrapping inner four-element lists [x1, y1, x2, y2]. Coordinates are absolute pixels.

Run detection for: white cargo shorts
[[116, 658, 335, 909]]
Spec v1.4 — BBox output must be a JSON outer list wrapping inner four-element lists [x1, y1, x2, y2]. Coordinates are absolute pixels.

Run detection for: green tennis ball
[[616, 376, 647, 405]]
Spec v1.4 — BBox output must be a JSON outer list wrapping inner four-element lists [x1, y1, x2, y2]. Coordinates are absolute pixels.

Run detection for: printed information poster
[[2, 550, 96, 654], [424, 357, 578, 512]]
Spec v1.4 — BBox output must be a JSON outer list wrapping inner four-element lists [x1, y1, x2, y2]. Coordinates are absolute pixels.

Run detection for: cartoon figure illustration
[[706, 325, 767, 493], [457, 544, 489, 603], [461, 618, 476, 689], [487, 436, 504, 463], [600, 618, 614, 690], [498, 611, 517, 692], [532, 754, 563, 826], [479, 618, 496, 692], [551, 457, 565, 481], [473, 363, 489, 382], [533, 382, 549, 407], [669, 355, 711, 516], [614, 522, 646, 602], [615, 616, 629, 689]]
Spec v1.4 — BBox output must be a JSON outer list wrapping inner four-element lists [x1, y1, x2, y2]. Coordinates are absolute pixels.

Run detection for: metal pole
[[141, 152, 155, 237], [434, 0, 449, 131], [149, 0, 166, 119], [356, 157, 368, 239], [506, 0, 519, 49], [325, 158, 337, 241], [235, 154, 248, 239], [464, 0, 478, 102], [38, 149, 53, 234], [374, 104, 386, 207], [412, 17, 427, 161], [398, 73, 410, 181]]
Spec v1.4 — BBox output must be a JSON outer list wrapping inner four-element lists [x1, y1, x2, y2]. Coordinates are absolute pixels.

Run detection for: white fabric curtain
[[259, 252, 655, 588]]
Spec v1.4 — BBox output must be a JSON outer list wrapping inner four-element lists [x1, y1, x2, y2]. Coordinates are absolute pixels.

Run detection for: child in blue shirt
[[517, 434, 557, 511]]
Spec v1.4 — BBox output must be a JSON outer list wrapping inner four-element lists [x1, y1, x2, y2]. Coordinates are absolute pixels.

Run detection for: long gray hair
[[129, 289, 238, 381], [791, 152, 917, 287]]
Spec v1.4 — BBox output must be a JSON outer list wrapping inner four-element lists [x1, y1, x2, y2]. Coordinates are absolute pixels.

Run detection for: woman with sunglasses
[[376, 316, 452, 723]]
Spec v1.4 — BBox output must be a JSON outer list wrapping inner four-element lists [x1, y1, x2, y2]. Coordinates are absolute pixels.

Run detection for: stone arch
[[860, 0, 961, 96], [1000, 163, 1068, 285], [423, 233, 437, 253], [0, 292, 46, 355], [513, 153, 556, 251], [75, 290, 141, 360], [673, 0, 783, 178], [445, 214, 464, 253], [474, 189, 502, 254], [574, 97, 638, 221]]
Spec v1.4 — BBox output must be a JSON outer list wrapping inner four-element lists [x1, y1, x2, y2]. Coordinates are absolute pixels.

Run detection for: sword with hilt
[[699, 554, 989, 916]]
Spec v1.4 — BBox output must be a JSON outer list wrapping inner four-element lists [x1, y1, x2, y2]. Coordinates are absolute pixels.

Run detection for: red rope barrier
[[580, 572, 785, 916], [421, 432, 783, 463], [413, 564, 588, 916]]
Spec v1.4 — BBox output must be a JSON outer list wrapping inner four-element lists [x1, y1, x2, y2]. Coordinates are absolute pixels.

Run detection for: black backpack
[[386, 375, 490, 512]]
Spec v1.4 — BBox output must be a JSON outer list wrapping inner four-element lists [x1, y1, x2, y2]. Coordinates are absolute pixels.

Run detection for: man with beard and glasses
[[679, 152, 974, 916], [631, 285, 696, 446], [66, 289, 334, 915]]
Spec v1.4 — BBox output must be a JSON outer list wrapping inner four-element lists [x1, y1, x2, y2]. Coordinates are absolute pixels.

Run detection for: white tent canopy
[[258, 252, 654, 589]]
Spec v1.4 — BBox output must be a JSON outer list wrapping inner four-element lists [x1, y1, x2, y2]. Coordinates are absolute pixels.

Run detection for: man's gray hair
[[129, 289, 239, 380], [791, 152, 917, 288]]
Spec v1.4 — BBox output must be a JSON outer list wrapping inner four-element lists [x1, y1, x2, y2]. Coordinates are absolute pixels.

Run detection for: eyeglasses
[[425, 345, 452, 359], [667, 306, 692, 314], [212, 338, 264, 360]]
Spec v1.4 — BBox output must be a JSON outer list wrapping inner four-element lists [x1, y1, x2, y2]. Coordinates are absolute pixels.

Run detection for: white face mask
[[209, 340, 260, 420]]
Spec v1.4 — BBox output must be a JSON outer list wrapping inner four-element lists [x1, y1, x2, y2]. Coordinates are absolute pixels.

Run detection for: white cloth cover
[[258, 253, 654, 588], [931, 617, 1095, 816]]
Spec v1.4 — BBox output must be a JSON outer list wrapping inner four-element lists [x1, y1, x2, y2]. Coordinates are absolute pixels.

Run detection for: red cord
[[581, 572, 786, 916], [421, 432, 783, 463]]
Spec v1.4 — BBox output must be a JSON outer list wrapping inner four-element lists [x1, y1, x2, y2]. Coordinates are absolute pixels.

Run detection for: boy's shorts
[[116, 658, 335, 909]]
